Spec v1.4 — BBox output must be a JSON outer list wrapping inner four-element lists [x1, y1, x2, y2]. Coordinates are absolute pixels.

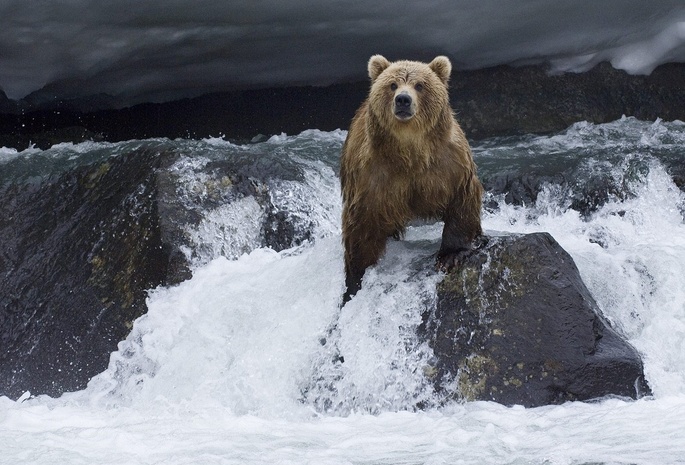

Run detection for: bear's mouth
[[394, 109, 414, 121]]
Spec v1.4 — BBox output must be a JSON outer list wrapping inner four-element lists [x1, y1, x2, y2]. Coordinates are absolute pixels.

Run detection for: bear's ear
[[429, 56, 452, 83], [368, 55, 391, 81]]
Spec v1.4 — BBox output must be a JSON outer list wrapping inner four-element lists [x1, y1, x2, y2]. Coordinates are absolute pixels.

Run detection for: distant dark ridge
[[1, 62, 685, 150]]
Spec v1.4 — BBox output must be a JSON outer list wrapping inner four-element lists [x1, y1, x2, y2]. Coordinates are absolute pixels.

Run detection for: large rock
[[422, 232, 651, 407], [0, 149, 175, 398], [0, 146, 320, 399]]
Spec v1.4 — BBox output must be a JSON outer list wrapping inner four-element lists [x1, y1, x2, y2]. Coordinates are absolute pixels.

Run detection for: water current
[[1, 117, 684, 464]]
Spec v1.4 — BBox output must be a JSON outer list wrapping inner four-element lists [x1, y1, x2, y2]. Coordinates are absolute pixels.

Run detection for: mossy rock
[[423, 232, 651, 407]]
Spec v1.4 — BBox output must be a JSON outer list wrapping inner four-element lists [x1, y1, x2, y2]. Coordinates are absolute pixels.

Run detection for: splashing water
[[1, 118, 685, 464]]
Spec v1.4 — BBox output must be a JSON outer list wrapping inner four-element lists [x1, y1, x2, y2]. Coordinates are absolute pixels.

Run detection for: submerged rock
[[422, 232, 651, 407]]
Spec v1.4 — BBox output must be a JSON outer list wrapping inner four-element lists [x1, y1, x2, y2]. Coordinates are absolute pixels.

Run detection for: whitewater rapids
[[1, 117, 684, 464]]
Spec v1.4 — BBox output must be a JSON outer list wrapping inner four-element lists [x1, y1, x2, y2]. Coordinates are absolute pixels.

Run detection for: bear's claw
[[435, 249, 470, 272]]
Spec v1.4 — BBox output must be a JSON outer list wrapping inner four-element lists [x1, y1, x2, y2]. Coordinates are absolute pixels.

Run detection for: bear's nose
[[395, 93, 412, 109]]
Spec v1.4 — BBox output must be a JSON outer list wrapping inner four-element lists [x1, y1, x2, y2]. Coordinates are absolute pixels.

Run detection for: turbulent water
[[1, 118, 685, 464]]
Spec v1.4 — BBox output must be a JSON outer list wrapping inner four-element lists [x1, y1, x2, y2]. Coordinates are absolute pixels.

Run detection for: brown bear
[[340, 55, 483, 304]]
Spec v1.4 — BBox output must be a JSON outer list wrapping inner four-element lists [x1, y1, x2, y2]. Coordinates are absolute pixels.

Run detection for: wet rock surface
[[422, 232, 651, 407], [0, 147, 321, 399], [0, 149, 174, 398]]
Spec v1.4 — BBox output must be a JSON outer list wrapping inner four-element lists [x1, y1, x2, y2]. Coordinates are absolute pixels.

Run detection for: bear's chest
[[365, 159, 450, 217], [408, 175, 450, 215]]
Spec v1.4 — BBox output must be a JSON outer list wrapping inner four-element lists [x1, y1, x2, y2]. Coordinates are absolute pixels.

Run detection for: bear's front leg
[[437, 191, 483, 271], [342, 228, 388, 305]]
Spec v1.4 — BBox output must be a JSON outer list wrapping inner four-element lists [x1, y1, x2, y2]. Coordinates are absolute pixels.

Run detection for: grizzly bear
[[340, 55, 483, 304]]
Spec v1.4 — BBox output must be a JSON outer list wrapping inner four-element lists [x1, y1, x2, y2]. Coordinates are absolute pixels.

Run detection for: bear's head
[[367, 55, 452, 135]]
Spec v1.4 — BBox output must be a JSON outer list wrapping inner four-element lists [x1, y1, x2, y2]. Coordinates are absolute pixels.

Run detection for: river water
[[1, 117, 684, 464]]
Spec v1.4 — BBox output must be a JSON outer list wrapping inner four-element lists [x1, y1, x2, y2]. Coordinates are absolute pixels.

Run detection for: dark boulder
[[422, 232, 651, 407], [479, 163, 631, 218], [0, 145, 320, 399], [0, 149, 177, 398]]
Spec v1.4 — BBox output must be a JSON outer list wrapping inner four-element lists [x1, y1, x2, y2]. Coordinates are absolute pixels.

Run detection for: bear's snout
[[394, 92, 414, 120]]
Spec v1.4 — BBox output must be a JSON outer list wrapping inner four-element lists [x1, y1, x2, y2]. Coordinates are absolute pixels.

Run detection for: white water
[[2, 120, 685, 464]]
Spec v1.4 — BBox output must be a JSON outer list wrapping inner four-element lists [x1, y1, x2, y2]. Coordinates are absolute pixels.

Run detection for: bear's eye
[[415, 83, 424, 92], [390, 83, 398, 91]]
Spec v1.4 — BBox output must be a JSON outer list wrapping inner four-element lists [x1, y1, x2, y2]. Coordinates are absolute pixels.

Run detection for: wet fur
[[341, 55, 483, 304]]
